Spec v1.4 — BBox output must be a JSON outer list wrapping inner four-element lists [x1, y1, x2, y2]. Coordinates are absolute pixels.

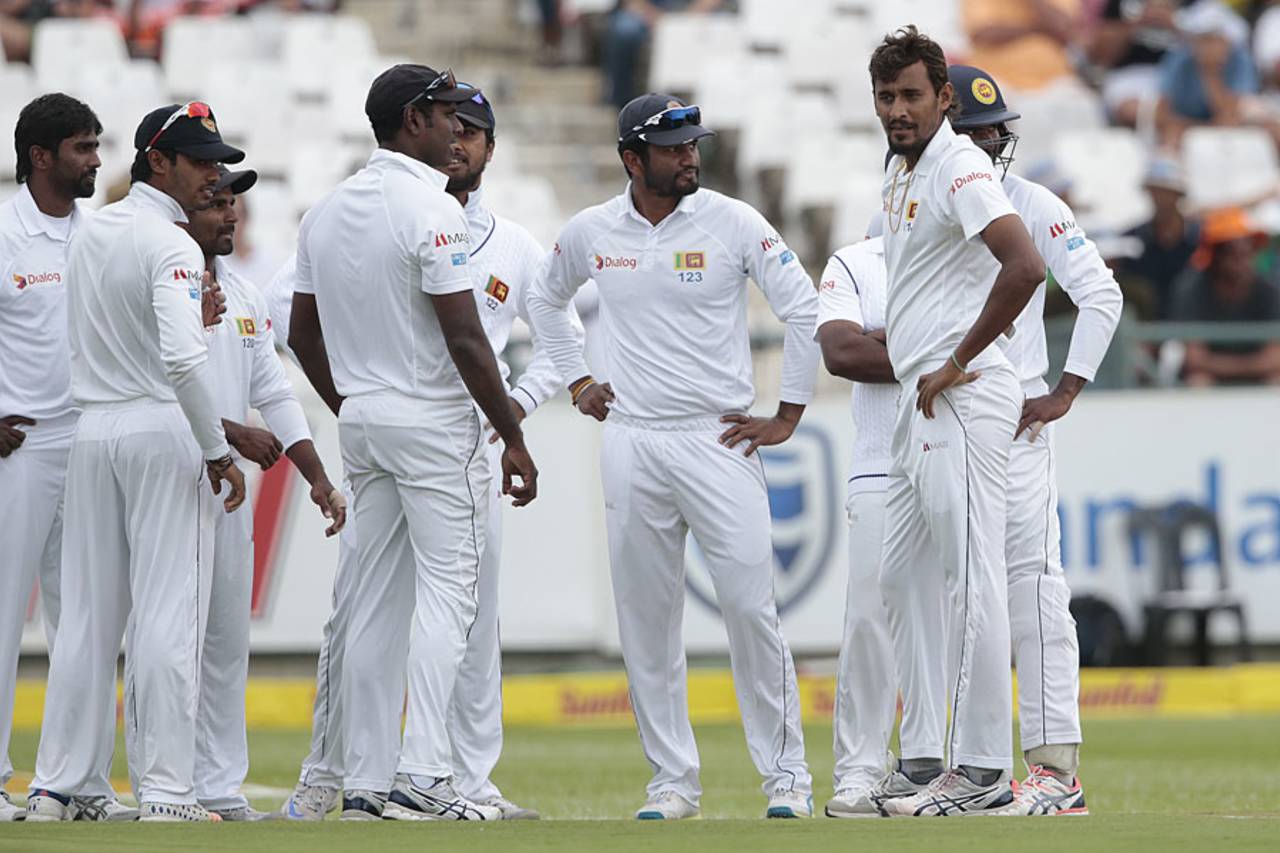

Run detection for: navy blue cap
[[617, 93, 714, 146], [948, 65, 1020, 129], [455, 83, 496, 132]]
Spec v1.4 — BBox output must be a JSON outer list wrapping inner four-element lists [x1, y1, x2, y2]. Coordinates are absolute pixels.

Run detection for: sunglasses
[[402, 68, 458, 112], [623, 105, 702, 141], [145, 101, 212, 152]]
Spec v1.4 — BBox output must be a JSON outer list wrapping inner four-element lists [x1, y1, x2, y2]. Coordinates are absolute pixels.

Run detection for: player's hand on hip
[[0, 415, 36, 458], [309, 478, 347, 537], [1017, 391, 1072, 442], [201, 272, 227, 328], [915, 360, 980, 419], [575, 382, 614, 422], [228, 424, 284, 470], [207, 457, 247, 512], [487, 396, 527, 445], [718, 413, 795, 457], [501, 442, 539, 507]]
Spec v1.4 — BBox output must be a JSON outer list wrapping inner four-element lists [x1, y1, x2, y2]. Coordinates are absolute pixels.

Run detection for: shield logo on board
[[684, 424, 838, 615]]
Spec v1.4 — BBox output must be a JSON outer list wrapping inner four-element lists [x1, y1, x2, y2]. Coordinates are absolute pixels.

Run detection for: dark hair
[[618, 137, 649, 179], [868, 25, 949, 95], [130, 148, 178, 184], [14, 93, 102, 184]]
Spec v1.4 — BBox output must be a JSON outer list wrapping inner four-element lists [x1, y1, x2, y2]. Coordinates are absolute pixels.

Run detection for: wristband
[[950, 353, 966, 372], [569, 376, 597, 406], [207, 454, 234, 472]]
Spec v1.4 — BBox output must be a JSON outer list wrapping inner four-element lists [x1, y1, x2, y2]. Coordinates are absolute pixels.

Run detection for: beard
[[446, 161, 485, 195], [644, 167, 699, 199]]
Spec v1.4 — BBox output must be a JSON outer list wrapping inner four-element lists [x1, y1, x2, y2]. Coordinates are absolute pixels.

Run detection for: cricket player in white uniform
[[168, 166, 345, 820], [527, 94, 819, 820], [947, 64, 1122, 816], [26, 102, 248, 823], [0, 94, 136, 823], [289, 64, 537, 822], [812, 236, 908, 818], [866, 29, 1046, 816], [278, 84, 570, 822]]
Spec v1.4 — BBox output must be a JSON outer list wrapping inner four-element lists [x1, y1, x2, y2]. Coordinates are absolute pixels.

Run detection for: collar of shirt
[[617, 181, 702, 227], [906, 117, 959, 178], [13, 182, 82, 241], [128, 181, 189, 225], [366, 148, 450, 192], [463, 185, 495, 249]]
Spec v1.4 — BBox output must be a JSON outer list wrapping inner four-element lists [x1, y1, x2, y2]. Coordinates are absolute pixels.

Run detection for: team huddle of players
[[0, 24, 1120, 823]]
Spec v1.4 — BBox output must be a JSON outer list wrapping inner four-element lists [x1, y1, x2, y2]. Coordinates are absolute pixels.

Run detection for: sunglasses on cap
[[402, 68, 458, 111], [145, 101, 212, 153], [622, 105, 702, 142]]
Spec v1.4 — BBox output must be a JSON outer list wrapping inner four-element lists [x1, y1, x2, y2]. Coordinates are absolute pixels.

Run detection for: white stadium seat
[[32, 18, 128, 93], [71, 60, 165, 148], [1053, 128, 1151, 235], [648, 13, 745, 97], [161, 16, 259, 100], [782, 132, 885, 219], [829, 170, 887, 248], [1182, 127, 1280, 212], [282, 14, 378, 98]]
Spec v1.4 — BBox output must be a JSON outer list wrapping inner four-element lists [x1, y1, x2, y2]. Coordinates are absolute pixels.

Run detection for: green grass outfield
[[3, 717, 1278, 852]]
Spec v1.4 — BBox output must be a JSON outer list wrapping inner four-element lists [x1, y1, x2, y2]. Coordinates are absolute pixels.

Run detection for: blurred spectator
[[1088, 0, 1188, 126], [1120, 156, 1201, 318], [963, 0, 1083, 92], [0, 0, 115, 63], [602, 0, 725, 108], [1155, 1, 1260, 143], [533, 0, 563, 66], [1169, 206, 1280, 385], [1255, 0, 1280, 90]]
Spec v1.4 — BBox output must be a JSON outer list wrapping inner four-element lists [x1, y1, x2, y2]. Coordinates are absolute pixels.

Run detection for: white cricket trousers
[[831, 487, 898, 793], [194, 483, 255, 810], [601, 415, 811, 804], [0, 413, 72, 788], [338, 393, 489, 793], [296, 440, 508, 802], [879, 365, 1019, 771], [1006, 384, 1081, 753], [32, 402, 212, 804]]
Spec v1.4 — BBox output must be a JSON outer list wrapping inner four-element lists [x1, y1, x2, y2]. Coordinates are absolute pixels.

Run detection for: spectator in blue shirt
[[1156, 1, 1258, 142]]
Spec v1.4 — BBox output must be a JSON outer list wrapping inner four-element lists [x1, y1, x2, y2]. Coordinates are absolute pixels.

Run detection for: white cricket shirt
[[294, 149, 474, 403], [206, 258, 311, 458], [815, 237, 898, 492], [0, 184, 84, 421], [1000, 174, 1123, 390], [463, 187, 578, 415], [881, 119, 1022, 381], [528, 185, 820, 421], [66, 182, 229, 459]]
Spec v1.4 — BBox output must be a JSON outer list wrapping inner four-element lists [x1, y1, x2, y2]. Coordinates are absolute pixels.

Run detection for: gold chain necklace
[[886, 160, 915, 235]]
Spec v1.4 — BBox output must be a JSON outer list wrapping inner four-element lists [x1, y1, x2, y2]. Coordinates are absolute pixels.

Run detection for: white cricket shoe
[[990, 765, 1089, 816], [383, 775, 501, 821], [25, 790, 72, 822], [868, 763, 933, 814], [71, 795, 139, 821], [1, 791, 23, 821], [766, 789, 813, 818], [281, 783, 340, 821], [211, 805, 280, 821], [635, 791, 700, 820], [138, 801, 222, 822], [881, 769, 1014, 817], [340, 790, 386, 821], [824, 787, 881, 818], [480, 795, 541, 820]]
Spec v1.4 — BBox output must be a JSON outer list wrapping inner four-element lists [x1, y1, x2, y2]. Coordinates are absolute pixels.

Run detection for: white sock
[[1026, 744, 1079, 783]]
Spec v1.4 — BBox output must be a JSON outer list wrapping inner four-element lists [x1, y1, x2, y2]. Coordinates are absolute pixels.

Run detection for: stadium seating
[[1182, 126, 1280, 212], [31, 18, 128, 93]]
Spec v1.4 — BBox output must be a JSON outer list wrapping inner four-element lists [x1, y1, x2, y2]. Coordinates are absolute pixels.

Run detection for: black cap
[[364, 64, 473, 124], [214, 164, 257, 195], [134, 103, 245, 164], [455, 83, 496, 132], [948, 65, 1020, 129], [617, 93, 714, 147]]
